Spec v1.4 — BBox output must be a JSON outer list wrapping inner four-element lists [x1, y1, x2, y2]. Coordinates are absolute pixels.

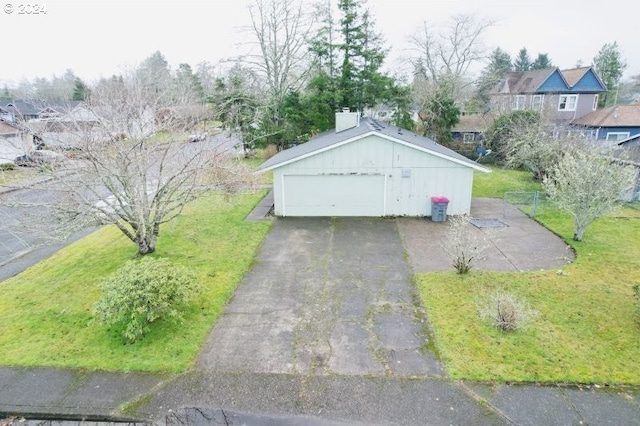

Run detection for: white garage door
[[282, 174, 385, 216]]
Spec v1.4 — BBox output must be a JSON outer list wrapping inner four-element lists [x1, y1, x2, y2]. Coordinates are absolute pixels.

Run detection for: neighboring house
[[451, 113, 496, 144], [257, 110, 490, 217], [0, 118, 35, 163], [2, 100, 43, 121], [0, 100, 84, 123], [570, 104, 640, 142], [489, 66, 606, 122]]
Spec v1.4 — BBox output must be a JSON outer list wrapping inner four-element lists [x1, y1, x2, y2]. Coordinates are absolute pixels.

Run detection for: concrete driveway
[[197, 217, 445, 377], [198, 197, 574, 378], [399, 197, 575, 272]]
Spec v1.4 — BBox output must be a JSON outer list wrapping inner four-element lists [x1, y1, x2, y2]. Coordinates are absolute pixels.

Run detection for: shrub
[[441, 214, 490, 274], [0, 162, 15, 171], [484, 110, 541, 162], [92, 257, 201, 343], [478, 291, 540, 331], [263, 144, 278, 160]]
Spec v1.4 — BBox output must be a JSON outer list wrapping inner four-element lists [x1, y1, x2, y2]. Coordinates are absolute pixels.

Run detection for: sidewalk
[[1, 367, 638, 425]]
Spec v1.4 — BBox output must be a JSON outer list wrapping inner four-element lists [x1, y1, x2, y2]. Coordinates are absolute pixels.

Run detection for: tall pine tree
[[513, 48, 531, 71], [531, 53, 554, 70], [307, 0, 394, 128], [475, 47, 512, 104]]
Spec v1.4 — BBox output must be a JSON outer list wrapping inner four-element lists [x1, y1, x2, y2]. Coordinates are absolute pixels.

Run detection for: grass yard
[[0, 166, 40, 186], [416, 167, 640, 384], [0, 190, 271, 373]]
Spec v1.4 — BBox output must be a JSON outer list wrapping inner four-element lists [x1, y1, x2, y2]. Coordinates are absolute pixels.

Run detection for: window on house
[[593, 95, 599, 111], [558, 94, 578, 111], [513, 95, 526, 110], [463, 133, 475, 144], [606, 132, 630, 142], [532, 95, 543, 111]]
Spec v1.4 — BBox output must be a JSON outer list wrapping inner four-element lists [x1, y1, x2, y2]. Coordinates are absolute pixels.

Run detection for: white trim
[[606, 131, 631, 141], [513, 95, 526, 110], [532, 94, 543, 111], [260, 131, 491, 173], [558, 94, 579, 111], [281, 173, 287, 217], [383, 173, 387, 216]]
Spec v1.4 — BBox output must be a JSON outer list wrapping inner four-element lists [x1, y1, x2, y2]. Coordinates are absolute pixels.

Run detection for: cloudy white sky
[[1, 0, 638, 86]]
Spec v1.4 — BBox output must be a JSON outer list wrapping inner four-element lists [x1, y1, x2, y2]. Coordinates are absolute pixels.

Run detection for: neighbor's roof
[[257, 117, 490, 173], [452, 113, 496, 133], [2, 100, 83, 117], [500, 68, 557, 93], [496, 66, 604, 94], [561, 67, 591, 87], [571, 104, 640, 127]]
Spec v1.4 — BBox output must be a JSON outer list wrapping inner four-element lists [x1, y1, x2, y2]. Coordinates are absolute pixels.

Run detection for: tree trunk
[[136, 240, 155, 256]]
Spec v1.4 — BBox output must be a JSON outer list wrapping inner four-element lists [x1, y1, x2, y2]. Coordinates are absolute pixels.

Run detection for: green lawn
[[473, 165, 543, 197], [416, 167, 640, 384], [0, 166, 40, 186], [0, 190, 271, 373]]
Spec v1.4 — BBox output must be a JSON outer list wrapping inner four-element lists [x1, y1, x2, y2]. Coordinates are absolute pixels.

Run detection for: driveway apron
[[197, 217, 444, 377]]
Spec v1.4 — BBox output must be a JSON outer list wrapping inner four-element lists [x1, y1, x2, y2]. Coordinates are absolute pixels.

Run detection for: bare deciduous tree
[[409, 14, 493, 100], [543, 145, 635, 242], [7, 72, 256, 256], [244, 0, 314, 108]]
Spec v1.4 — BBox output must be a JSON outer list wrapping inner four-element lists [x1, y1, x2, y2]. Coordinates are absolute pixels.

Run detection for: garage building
[[257, 110, 490, 217]]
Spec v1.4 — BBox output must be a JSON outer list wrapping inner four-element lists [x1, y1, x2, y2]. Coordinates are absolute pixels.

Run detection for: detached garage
[[257, 111, 490, 217]]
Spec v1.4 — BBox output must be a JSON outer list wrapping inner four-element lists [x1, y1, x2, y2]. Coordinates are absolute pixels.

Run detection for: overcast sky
[[1, 0, 638, 87]]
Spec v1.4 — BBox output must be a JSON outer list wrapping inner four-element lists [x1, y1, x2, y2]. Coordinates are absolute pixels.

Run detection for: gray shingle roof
[[257, 117, 490, 172]]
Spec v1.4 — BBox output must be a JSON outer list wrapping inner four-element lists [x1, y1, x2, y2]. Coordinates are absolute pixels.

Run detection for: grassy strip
[[416, 167, 640, 384], [0, 190, 271, 373], [472, 166, 543, 198]]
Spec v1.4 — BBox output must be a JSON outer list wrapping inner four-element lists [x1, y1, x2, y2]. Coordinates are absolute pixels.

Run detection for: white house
[[257, 111, 490, 217]]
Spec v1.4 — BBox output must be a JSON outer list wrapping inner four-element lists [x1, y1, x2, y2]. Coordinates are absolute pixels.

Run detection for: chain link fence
[[503, 191, 552, 218]]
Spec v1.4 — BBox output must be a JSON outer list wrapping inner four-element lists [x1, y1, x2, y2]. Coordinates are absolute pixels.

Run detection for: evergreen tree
[[336, 0, 387, 111], [513, 48, 531, 71], [305, 0, 394, 130], [419, 91, 460, 145], [531, 53, 554, 70], [137, 51, 172, 97], [2, 85, 12, 99], [475, 47, 512, 104], [593, 41, 627, 107], [174, 63, 205, 102], [72, 77, 90, 101]]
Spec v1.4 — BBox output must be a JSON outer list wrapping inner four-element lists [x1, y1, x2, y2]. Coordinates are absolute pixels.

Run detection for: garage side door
[[282, 174, 385, 217]]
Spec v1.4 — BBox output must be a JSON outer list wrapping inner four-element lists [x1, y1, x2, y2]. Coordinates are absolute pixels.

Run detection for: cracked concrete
[[196, 217, 444, 378]]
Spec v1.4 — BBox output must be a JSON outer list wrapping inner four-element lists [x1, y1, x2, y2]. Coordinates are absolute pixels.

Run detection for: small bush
[[0, 162, 15, 171], [441, 214, 490, 274], [92, 257, 201, 343], [263, 144, 278, 160], [478, 291, 540, 331]]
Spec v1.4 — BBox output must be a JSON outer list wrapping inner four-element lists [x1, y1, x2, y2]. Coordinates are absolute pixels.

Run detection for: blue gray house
[[571, 104, 640, 142], [489, 66, 607, 122]]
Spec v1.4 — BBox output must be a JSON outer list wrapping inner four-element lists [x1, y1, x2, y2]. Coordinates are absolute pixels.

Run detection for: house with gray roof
[[571, 104, 640, 142], [258, 110, 490, 217], [489, 66, 607, 122]]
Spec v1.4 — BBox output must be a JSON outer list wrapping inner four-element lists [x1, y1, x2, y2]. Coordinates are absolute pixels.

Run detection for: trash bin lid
[[430, 196, 449, 203]]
